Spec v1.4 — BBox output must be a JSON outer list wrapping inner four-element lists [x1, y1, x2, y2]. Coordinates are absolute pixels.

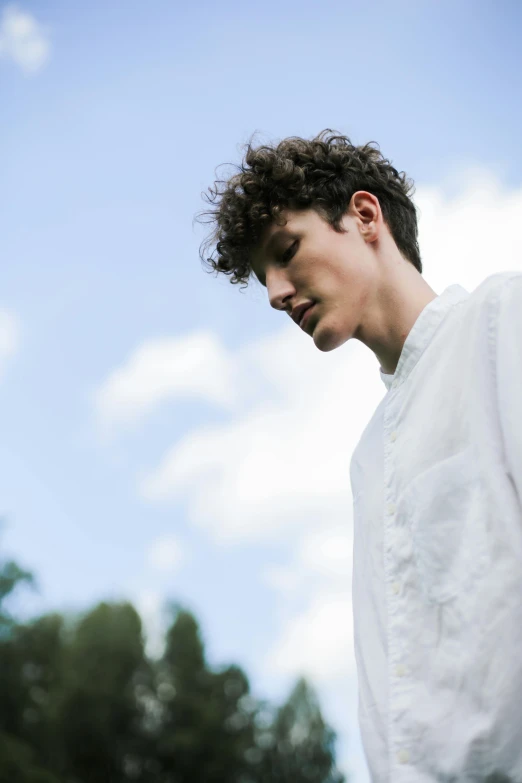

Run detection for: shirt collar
[[380, 284, 470, 391]]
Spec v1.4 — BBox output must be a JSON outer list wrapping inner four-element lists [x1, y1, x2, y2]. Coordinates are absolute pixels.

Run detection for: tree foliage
[[0, 551, 347, 783]]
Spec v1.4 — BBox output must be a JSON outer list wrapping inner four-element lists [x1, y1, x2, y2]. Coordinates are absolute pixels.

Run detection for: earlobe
[[362, 219, 379, 243]]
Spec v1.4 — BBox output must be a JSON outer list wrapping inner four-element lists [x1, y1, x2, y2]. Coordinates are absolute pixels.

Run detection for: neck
[[355, 257, 438, 375]]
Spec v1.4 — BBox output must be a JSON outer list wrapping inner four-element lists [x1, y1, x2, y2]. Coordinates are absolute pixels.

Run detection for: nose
[[267, 268, 295, 312]]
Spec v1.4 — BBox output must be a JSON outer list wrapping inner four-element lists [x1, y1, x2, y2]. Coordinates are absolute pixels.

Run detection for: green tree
[[254, 677, 346, 783], [57, 601, 152, 782], [153, 606, 257, 783], [0, 548, 348, 783], [0, 559, 35, 642], [0, 733, 60, 783], [0, 544, 61, 783], [0, 546, 36, 740], [6, 613, 66, 771]]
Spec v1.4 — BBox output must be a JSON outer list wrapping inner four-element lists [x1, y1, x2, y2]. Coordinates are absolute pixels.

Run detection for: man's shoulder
[[467, 271, 522, 308], [447, 272, 522, 331]]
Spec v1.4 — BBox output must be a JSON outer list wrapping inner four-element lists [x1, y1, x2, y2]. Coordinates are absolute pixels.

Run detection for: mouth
[[299, 304, 315, 330]]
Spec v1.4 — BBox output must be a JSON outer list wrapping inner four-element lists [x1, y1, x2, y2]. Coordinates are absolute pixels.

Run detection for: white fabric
[[349, 271, 522, 782]]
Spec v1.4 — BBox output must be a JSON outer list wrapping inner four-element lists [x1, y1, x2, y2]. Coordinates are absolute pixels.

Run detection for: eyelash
[[281, 240, 298, 264], [258, 240, 298, 286]]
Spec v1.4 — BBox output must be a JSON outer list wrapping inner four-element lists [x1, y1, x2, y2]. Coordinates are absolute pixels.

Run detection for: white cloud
[[0, 309, 20, 379], [259, 524, 354, 693], [297, 524, 353, 580], [263, 590, 354, 684], [262, 523, 353, 599], [93, 332, 239, 430], [133, 589, 166, 659], [147, 534, 185, 573], [0, 5, 51, 74], [416, 167, 522, 293], [138, 332, 380, 544]]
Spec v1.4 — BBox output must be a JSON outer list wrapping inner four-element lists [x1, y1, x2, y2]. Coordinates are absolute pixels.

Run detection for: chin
[[313, 326, 349, 352]]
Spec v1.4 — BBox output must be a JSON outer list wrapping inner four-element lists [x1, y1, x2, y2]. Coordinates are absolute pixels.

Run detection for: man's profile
[[196, 130, 522, 782]]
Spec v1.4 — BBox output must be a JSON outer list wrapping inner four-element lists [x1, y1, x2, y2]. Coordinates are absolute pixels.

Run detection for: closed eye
[[253, 239, 298, 287], [281, 240, 298, 264]]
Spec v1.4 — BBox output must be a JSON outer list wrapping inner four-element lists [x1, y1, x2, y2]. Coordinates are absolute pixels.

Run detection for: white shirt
[[349, 271, 522, 782]]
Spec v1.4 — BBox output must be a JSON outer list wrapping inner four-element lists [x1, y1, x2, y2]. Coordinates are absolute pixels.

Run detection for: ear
[[348, 191, 381, 242]]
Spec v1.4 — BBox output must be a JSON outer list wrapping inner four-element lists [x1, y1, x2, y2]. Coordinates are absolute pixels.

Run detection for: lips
[[291, 301, 312, 326], [299, 303, 315, 329]]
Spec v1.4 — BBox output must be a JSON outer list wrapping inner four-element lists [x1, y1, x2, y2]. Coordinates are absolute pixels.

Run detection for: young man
[[197, 130, 522, 782]]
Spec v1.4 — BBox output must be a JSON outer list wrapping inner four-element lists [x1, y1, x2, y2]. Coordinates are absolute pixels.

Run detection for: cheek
[[326, 298, 353, 327]]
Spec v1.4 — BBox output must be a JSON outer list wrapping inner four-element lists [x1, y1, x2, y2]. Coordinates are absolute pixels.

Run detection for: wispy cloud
[[0, 309, 20, 380], [93, 332, 239, 431], [262, 522, 355, 681], [137, 331, 376, 544], [146, 534, 185, 573], [0, 5, 51, 74]]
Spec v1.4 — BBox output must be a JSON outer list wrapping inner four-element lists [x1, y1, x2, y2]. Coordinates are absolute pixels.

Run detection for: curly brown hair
[[196, 129, 422, 288]]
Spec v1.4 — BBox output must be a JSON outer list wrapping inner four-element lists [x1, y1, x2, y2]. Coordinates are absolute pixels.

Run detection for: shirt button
[[391, 581, 400, 594], [397, 748, 410, 764], [395, 664, 406, 677], [387, 503, 396, 516], [390, 431, 397, 442]]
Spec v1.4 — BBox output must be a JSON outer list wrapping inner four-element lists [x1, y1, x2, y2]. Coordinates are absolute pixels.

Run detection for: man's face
[[251, 204, 376, 352]]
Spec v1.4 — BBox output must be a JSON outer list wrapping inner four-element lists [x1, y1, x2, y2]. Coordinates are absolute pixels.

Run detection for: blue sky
[[1, 1, 522, 780]]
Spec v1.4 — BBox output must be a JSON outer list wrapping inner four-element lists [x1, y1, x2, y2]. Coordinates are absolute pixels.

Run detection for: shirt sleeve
[[495, 273, 522, 507]]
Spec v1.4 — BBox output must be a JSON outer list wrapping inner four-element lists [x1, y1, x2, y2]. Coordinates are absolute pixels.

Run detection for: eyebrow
[[265, 228, 287, 255]]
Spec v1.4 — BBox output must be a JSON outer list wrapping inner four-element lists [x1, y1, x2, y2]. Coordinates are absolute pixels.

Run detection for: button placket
[[387, 419, 411, 768]]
